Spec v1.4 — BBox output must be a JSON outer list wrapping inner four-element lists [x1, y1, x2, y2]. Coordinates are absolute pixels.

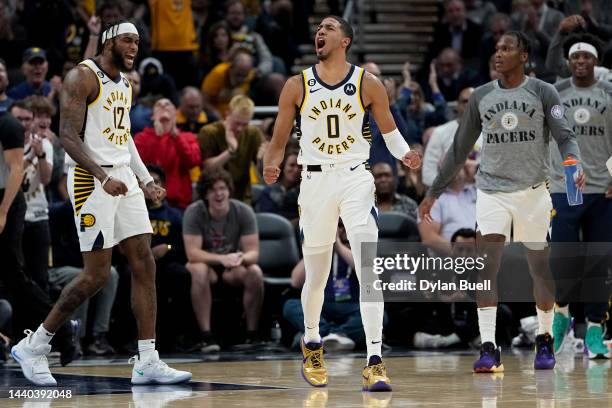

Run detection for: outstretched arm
[[262, 75, 302, 184], [60, 66, 127, 196], [365, 72, 421, 169]]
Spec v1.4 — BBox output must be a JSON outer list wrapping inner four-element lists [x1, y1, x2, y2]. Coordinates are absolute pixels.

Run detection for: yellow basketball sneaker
[[301, 338, 327, 387], [362, 356, 392, 392]]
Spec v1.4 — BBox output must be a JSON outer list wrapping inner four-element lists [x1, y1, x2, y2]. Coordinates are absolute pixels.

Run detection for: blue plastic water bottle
[[563, 158, 583, 206]]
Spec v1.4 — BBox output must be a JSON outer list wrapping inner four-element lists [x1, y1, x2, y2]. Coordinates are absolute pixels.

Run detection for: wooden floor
[[1, 350, 611, 407]]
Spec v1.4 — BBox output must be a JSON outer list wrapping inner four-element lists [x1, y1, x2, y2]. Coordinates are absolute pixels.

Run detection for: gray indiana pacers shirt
[[429, 77, 581, 197], [549, 79, 612, 194]]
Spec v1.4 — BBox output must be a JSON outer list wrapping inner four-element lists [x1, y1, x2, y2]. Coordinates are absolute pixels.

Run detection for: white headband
[[101, 22, 139, 43], [569, 42, 598, 59]]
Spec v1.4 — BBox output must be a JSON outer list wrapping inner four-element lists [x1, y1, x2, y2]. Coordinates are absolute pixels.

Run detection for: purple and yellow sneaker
[[473, 342, 504, 373], [534, 333, 556, 370]]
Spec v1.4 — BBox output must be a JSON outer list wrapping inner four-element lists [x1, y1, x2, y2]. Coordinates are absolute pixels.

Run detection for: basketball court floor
[[1, 349, 611, 407]]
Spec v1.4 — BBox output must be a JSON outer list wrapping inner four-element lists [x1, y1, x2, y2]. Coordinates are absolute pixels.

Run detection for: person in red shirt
[[135, 98, 201, 209]]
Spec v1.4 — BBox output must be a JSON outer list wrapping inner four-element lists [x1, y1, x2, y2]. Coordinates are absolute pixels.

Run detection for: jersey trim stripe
[[312, 64, 355, 90], [300, 71, 308, 113], [79, 62, 103, 107], [357, 68, 365, 112]]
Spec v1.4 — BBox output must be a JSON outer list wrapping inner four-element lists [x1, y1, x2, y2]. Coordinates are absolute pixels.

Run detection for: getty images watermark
[[371, 253, 491, 293]]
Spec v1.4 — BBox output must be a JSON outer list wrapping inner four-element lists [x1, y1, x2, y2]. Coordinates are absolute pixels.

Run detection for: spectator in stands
[[528, 0, 565, 39], [224, 0, 275, 75], [0, 59, 13, 113], [16, 97, 54, 294], [177, 87, 216, 134], [201, 47, 256, 118], [429, 0, 483, 69], [7, 48, 52, 101], [373, 162, 418, 218], [135, 98, 202, 210], [283, 221, 373, 351], [511, 1, 555, 81], [479, 13, 512, 80], [255, 0, 300, 74], [0, 1, 26, 75], [149, 0, 199, 89], [200, 21, 233, 78], [418, 163, 477, 255], [199, 95, 263, 203], [422, 87, 475, 187], [563, 0, 612, 41], [362, 62, 415, 178], [126, 70, 153, 135], [432, 48, 483, 102], [250, 72, 287, 106], [138, 57, 179, 105], [47, 184, 119, 356], [183, 170, 264, 350], [145, 165, 193, 351], [256, 149, 300, 225], [464, 0, 497, 27], [396, 63, 447, 144]]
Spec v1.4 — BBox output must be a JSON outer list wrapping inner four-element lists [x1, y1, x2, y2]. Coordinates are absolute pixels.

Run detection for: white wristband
[[382, 128, 410, 160], [101, 175, 113, 187]]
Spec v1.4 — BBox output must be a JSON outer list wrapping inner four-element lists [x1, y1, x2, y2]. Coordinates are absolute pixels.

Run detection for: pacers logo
[[80, 213, 96, 232], [501, 112, 518, 130], [574, 108, 590, 124]]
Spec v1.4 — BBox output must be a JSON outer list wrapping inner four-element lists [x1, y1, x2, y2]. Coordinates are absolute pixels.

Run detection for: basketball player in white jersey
[[11, 21, 191, 386], [264, 16, 421, 391]]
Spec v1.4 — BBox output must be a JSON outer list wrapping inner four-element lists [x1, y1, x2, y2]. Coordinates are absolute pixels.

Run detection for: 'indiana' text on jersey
[[482, 99, 541, 144], [296, 65, 371, 165], [66, 59, 133, 167]]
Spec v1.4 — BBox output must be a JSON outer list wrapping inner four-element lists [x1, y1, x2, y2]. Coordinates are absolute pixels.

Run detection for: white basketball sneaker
[[130, 351, 192, 385], [11, 330, 57, 386]]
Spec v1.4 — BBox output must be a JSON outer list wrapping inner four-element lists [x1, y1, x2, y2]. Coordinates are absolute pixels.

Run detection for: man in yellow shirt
[[149, 0, 199, 89], [201, 48, 255, 118]]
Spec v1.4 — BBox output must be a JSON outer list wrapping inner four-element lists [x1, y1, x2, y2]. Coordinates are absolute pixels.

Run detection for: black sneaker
[[53, 319, 80, 366], [87, 332, 116, 355], [199, 332, 220, 353], [473, 342, 504, 373], [534, 333, 555, 370]]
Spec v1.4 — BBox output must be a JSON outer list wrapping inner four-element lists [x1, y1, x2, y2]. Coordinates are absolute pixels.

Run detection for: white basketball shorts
[[67, 164, 153, 252], [298, 161, 377, 247], [476, 182, 552, 248]]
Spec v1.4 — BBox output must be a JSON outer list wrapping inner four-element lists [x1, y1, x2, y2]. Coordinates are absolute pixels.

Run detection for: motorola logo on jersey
[[344, 83, 356, 95]]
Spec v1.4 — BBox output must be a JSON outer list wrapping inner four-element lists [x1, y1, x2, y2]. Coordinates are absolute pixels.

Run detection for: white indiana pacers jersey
[[65, 59, 133, 167], [297, 65, 371, 165]]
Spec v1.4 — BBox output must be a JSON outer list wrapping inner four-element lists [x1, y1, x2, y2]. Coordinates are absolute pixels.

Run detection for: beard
[[111, 44, 131, 72]]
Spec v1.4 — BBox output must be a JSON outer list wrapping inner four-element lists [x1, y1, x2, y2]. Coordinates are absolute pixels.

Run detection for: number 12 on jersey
[[113, 107, 126, 130]]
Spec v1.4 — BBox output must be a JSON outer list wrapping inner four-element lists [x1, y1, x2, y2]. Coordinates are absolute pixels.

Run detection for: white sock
[[555, 304, 569, 317], [138, 339, 156, 360], [348, 215, 384, 363], [302, 245, 333, 345], [478, 307, 497, 346], [31, 324, 55, 347], [587, 320, 601, 330], [537, 307, 554, 335]]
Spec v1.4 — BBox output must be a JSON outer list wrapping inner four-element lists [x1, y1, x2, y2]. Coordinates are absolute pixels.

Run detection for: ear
[[342, 38, 351, 49], [520, 51, 528, 64]]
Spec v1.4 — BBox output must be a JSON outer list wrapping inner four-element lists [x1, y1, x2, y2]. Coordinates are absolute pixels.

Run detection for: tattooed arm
[[60, 66, 127, 195]]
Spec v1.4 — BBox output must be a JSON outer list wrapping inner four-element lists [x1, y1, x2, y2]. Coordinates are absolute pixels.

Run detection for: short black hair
[[503, 30, 531, 56], [0, 58, 6, 70], [146, 164, 166, 184], [9, 99, 31, 114], [563, 32, 603, 60], [451, 228, 476, 243], [324, 15, 354, 52]]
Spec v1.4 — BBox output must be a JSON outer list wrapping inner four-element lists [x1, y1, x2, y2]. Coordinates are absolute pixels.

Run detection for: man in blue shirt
[[7, 48, 51, 101]]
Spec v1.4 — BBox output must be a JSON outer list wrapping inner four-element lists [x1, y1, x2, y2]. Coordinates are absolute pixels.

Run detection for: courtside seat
[[256, 213, 300, 285], [378, 211, 420, 243], [251, 184, 265, 207]]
